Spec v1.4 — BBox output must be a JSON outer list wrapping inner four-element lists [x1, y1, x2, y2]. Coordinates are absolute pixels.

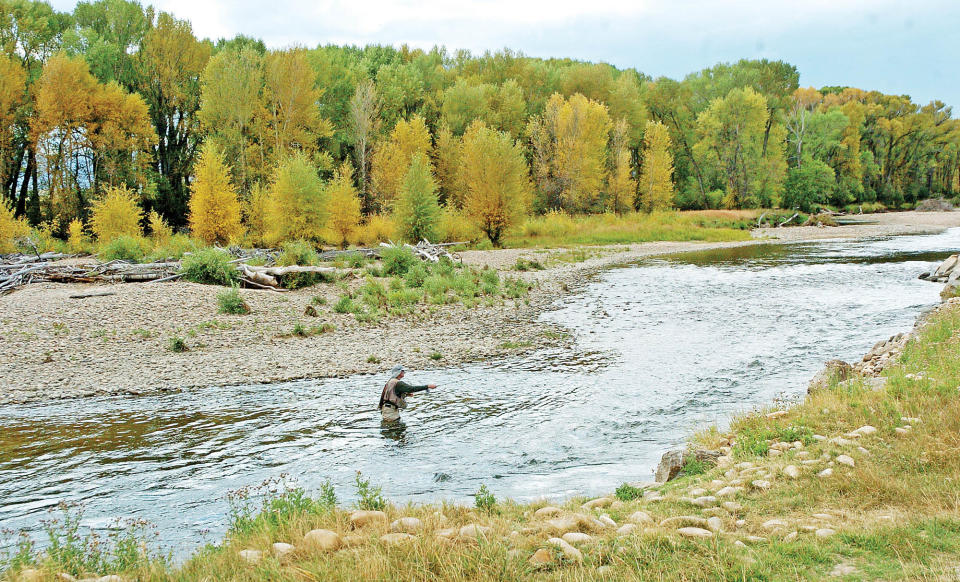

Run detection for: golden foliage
[[243, 183, 270, 247], [325, 162, 362, 248], [370, 115, 431, 212], [66, 219, 89, 253], [432, 124, 464, 208], [265, 153, 328, 245], [354, 214, 397, 246], [0, 55, 26, 188], [0, 201, 30, 253], [148, 210, 173, 244], [638, 120, 675, 212], [607, 119, 636, 214], [435, 205, 480, 243], [89, 186, 144, 242], [188, 142, 243, 245], [458, 121, 532, 245], [262, 48, 333, 165]]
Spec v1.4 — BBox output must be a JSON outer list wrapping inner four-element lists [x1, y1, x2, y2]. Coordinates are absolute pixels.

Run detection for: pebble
[[895, 427, 910, 435], [547, 537, 583, 562], [706, 517, 724, 532], [812, 513, 833, 520], [801, 459, 820, 465], [534, 506, 563, 518], [627, 510, 655, 526], [582, 497, 614, 509], [238, 549, 263, 564], [744, 535, 767, 543], [783, 531, 799, 542], [350, 510, 388, 528], [768, 449, 782, 457], [722, 501, 742, 513], [815, 528, 836, 538], [561, 532, 593, 545], [858, 447, 871, 455], [716, 486, 741, 497], [901, 416, 921, 424], [617, 524, 638, 536], [303, 529, 341, 551], [688, 487, 708, 497], [380, 533, 415, 545], [783, 465, 800, 479], [766, 410, 788, 419], [751, 479, 772, 490], [836, 455, 855, 468], [812, 434, 827, 441], [690, 495, 718, 507], [272, 542, 295, 557], [546, 516, 580, 533], [677, 527, 714, 539], [762, 519, 789, 530], [598, 514, 617, 528], [733, 540, 748, 549], [529, 548, 554, 566], [818, 468, 834, 478], [660, 516, 708, 529], [852, 425, 877, 436]]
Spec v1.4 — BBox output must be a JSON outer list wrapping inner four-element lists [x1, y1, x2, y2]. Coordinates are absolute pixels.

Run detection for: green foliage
[[98, 235, 147, 262], [354, 472, 386, 511], [227, 479, 335, 537], [180, 247, 239, 286], [513, 257, 544, 271], [147, 234, 200, 261], [395, 152, 439, 243], [681, 456, 708, 476], [782, 160, 836, 213], [333, 294, 354, 313], [167, 336, 188, 352], [278, 240, 324, 289], [381, 246, 418, 276], [474, 484, 496, 513], [615, 483, 646, 501], [217, 286, 250, 315], [429, 351, 443, 361]]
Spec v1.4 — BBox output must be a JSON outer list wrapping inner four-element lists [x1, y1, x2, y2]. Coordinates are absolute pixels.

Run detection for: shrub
[[355, 214, 396, 245], [0, 199, 30, 253], [403, 262, 430, 287], [325, 162, 362, 248], [180, 247, 239, 286], [89, 185, 143, 242], [354, 472, 386, 511], [148, 210, 173, 244], [278, 240, 323, 289], [333, 294, 354, 313], [381, 246, 418, 276], [266, 152, 328, 245], [66, 219, 90, 254], [395, 152, 439, 243], [189, 142, 243, 245], [782, 160, 836, 213], [429, 351, 443, 360], [615, 483, 645, 501], [474, 484, 496, 513], [217, 286, 250, 315], [435, 205, 480, 243], [148, 234, 200, 261], [99, 235, 148, 262], [168, 336, 188, 352]]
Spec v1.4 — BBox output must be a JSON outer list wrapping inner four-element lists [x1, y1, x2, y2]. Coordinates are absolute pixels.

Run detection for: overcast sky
[[52, 0, 959, 108]]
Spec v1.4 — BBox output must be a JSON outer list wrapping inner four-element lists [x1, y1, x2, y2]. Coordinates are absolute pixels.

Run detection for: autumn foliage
[[638, 121, 675, 212], [89, 186, 143, 242], [325, 162, 362, 247], [188, 143, 243, 245]]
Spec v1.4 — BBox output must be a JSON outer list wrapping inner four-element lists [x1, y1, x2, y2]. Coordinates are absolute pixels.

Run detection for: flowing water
[[2, 229, 959, 556]]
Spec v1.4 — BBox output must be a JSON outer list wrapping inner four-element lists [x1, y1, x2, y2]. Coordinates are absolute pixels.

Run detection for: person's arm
[[394, 381, 437, 396]]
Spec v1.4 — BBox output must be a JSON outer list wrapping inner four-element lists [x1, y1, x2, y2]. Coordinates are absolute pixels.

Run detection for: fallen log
[[69, 291, 117, 299]]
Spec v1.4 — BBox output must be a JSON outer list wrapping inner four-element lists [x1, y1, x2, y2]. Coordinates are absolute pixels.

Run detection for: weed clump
[[217, 286, 250, 315], [180, 247, 238, 286]]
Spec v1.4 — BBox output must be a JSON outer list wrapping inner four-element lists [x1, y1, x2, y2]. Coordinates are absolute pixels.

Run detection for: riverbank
[[1, 210, 958, 404], [7, 286, 960, 581]]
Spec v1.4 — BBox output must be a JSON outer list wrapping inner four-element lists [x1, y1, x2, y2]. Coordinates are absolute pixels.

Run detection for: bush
[[168, 336, 188, 352], [381, 246, 418, 276], [474, 484, 496, 513], [0, 201, 30, 253], [614, 483, 646, 501], [99, 235, 148, 262], [90, 186, 143, 242], [333, 294, 354, 313], [148, 210, 173, 244], [266, 152, 328, 245], [189, 142, 244, 245], [395, 153, 439, 242], [66, 219, 91, 254], [782, 160, 836, 213], [354, 472, 386, 511], [278, 240, 323, 289], [148, 234, 200, 261], [354, 214, 396, 246], [217, 286, 250, 315], [436, 205, 480, 243], [180, 247, 239, 286], [403, 262, 430, 287]]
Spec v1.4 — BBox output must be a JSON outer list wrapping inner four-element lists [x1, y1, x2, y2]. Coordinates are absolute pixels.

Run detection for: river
[[2, 229, 958, 557]]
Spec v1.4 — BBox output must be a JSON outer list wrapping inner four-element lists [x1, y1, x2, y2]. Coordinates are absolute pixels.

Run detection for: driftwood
[[0, 259, 180, 295], [379, 240, 466, 263], [69, 291, 117, 299], [777, 212, 801, 227]]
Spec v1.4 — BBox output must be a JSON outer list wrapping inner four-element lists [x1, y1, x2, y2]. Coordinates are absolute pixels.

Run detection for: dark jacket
[[378, 378, 429, 410]]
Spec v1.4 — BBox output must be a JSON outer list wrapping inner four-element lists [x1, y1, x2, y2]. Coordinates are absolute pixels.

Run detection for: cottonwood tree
[[395, 152, 438, 242], [370, 114, 431, 213], [347, 78, 380, 214], [188, 142, 242, 245], [637, 120, 674, 211], [265, 152, 327, 244], [606, 119, 636, 214], [325, 161, 362, 248], [458, 120, 532, 246]]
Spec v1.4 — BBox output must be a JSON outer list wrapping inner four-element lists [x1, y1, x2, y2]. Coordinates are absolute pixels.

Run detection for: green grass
[[217, 286, 250, 315], [180, 247, 239, 286]]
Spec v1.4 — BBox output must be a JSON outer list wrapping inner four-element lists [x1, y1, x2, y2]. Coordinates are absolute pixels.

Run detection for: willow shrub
[[180, 247, 238, 286]]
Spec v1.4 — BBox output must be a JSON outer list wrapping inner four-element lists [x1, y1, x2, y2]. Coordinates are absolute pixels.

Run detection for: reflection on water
[[2, 229, 959, 556]]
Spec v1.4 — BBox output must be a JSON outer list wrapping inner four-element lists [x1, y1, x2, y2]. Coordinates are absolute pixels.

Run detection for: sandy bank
[[2, 211, 959, 405]]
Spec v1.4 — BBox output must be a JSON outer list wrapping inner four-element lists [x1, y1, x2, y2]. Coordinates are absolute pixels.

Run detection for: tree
[[370, 114, 431, 212], [262, 47, 332, 165], [637, 120, 674, 211], [188, 142, 243, 245], [458, 121, 532, 246], [528, 93, 611, 213], [89, 185, 142, 241], [265, 153, 327, 244], [784, 87, 822, 168], [347, 78, 380, 214], [198, 45, 263, 192], [432, 123, 463, 207], [325, 161, 361, 248], [606, 119, 636, 214], [0, 54, 26, 207], [395, 152, 438, 242], [136, 11, 211, 226], [782, 159, 836, 213]]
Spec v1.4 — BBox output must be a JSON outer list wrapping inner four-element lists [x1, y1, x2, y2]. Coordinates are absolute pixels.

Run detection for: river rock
[[818, 468, 834, 478], [272, 542, 295, 557], [716, 486, 741, 498], [677, 527, 714, 539], [660, 516, 707, 529], [238, 549, 263, 564], [390, 517, 423, 533], [722, 501, 742, 513], [688, 487, 708, 497], [750, 479, 772, 490], [598, 514, 617, 528], [547, 537, 583, 562], [706, 517, 724, 532], [582, 496, 614, 510], [690, 495, 718, 508], [561, 532, 593, 545], [762, 519, 788, 530], [529, 548, 554, 566], [380, 533, 415, 545], [350, 510, 388, 528], [836, 455, 855, 468], [783, 531, 799, 542], [546, 516, 580, 533], [627, 510, 655, 526], [617, 524, 638, 536], [303, 529, 341, 551], [655, 449, 720, 482], [808, 360, 853, 394], [534, 506, 563, 518], [459, 524, 492, 539], [734, 540, 748, 549], [812, 513, 834, 520], [783, 465, 800, 479], [815, 528, 836, 538]]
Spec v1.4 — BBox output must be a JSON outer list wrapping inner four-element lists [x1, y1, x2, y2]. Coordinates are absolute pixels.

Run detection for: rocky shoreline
[[2, 210, 960, 405]]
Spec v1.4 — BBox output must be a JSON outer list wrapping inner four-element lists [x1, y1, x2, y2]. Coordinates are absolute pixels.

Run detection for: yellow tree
[[528, 93, 611, 212], [606, 119, 636, 214], [188, 142, 243, 245], [325, 161, 361, 248], [432, 123, 464, 208], [458, 121, 532, 246], [638, 120, 675, 211], [370, 114, 431, 213], [0, 55, 26, 202], [89, 185, 143, 242], [265, 152, 327, 245]]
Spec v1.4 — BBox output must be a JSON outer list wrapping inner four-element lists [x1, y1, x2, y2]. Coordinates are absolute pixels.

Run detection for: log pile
[[1, 258, 179, 295], [380, 240, 464, 262]]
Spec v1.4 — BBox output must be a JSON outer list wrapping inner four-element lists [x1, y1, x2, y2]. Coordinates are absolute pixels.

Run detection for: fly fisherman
[[378, 365, 437, 422]]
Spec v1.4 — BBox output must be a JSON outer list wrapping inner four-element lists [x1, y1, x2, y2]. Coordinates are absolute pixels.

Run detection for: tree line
[[1, 0, 959, 249]]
